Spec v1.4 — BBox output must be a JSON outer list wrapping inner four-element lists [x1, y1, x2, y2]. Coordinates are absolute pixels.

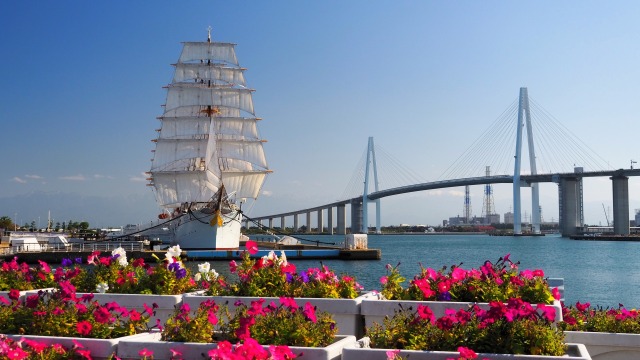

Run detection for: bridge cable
[[242, 213, 337, 246]]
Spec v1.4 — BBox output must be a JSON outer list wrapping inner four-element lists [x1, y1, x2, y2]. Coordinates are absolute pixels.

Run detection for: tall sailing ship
[[147, 29, 271, 249]]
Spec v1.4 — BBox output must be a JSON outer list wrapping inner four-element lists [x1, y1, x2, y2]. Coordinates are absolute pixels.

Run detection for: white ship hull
[[172, 209, 242, 250]]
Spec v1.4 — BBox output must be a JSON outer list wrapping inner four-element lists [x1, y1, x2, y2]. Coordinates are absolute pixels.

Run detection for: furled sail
[[150, 36, 270, 209]]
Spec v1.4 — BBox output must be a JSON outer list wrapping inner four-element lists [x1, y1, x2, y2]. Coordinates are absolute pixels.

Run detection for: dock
[[0, 236, 381, 264]]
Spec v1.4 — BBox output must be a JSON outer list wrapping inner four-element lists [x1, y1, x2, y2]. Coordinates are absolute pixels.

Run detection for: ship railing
[[0, 242, 144, 255]]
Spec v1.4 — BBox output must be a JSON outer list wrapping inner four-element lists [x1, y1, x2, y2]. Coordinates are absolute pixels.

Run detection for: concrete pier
[[612, 174, 630, 235], [559, 177, 583, 237]]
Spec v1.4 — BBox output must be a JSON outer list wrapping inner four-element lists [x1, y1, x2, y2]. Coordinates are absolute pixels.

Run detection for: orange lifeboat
[[158, 213, 169, 219]]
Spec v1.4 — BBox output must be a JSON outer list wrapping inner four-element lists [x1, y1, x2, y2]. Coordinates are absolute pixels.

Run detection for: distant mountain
[[0, 191, 159, 228]]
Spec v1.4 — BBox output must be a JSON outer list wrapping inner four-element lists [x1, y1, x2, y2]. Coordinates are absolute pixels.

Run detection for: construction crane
[[602, 203, 610, 226]]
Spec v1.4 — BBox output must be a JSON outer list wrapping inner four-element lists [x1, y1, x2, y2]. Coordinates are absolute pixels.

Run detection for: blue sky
[[2, 1, 640, 229]]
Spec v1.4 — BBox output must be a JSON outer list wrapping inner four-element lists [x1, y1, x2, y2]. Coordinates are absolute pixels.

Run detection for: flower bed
[[561, 302, 640, 359], [364, 298, 564, 356], [364, 254, 562, 328], [341, 340, 592, 360], [117, 332, 355, 360], [0, 281, 152, 339]]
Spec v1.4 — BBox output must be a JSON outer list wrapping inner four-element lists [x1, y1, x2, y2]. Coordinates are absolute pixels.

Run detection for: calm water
[[193, 234, 640, 308]]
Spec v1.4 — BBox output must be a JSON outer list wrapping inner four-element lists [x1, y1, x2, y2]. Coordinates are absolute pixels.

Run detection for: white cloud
[[262, 190, 273, 197], [25, 174, 43, 180], [130, 173, 148, 182], [93, 174, 115, 179], [60, 175, 86, 181], [12, 177, 27, 184]]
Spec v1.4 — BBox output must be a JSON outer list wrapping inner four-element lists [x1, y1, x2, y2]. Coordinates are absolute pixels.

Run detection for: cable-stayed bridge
[[250, 88, 639, 237]]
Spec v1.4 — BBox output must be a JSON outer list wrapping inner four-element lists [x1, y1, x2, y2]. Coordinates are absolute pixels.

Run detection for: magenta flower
[[457, 346, 478, 359], [76, 320, 92, 336], [138, 348, 153, 357], [246, 240, 259, 255], [303, 302, 317, 323]]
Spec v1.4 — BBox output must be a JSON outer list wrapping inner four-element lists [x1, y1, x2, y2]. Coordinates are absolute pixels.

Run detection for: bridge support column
[[559, 177, 583, 237], [280, 216, 285, 231], [268, 218, 273, 230], [293, 214, 299, 233], [612, 174, 630, 235], [327, 207, 334, 235], [351, 199, 363, 234], [317, 209, 324, 233], [337, 204, 346, 234], [306, 212, 311, 233]]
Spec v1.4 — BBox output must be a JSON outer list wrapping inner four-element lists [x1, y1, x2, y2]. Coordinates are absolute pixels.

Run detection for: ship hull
[[172, 210, 242, 250]]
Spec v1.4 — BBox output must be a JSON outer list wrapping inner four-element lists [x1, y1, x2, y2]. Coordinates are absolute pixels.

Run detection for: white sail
[[222, 170, 269, 199], [165, 86, 255, 115], [179, 42, 239, 65], [150, 35, 269, 211], [173, 63, 246, 86]]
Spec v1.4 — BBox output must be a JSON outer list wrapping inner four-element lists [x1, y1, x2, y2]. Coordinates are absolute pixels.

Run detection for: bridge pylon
[[513, 87, 541, 234], [361, 137, 381, 234]]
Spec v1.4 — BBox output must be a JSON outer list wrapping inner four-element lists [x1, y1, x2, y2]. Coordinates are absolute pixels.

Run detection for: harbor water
[[194, 233, 640, 308]]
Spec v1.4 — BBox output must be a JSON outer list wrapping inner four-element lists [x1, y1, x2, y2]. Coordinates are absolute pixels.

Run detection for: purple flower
[[75, 257, 83, 264], [168, 262, 181, 272], [437, 291, 451, 301], [301, 272, 309, 283], [175, 268, 187, 279], [61, 258, 73, 267], [285, 273, 294, 283]]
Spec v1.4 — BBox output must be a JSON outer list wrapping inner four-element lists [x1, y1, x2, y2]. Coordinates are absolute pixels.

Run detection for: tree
[[0, 216, 14, 230]]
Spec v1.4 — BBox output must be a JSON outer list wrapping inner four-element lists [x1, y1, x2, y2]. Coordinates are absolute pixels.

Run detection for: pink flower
[[6, 347, 28, 360], [457, 346, 478, 359], [379, 276, 388, 284], [303, 302, 317, 323], [532, 269, 544, 278], [93, 306, 111, 323], [417, 304, 435, 323], [269, 344, 298, 360], [229, 260, 238, 273], [207, 309, 218, 325], [552, 287, 561, 300], [386, 349, 400, 360], [576, 301, 590, 312], [8, 289, 20, 301], [37, 260, 51, 273], [280, 297, 299, 311], [537, 303, 557, 322], [139, 348, 153, 358], [129, 309, 142, 321], [169, 348, 183, 359], [246, 240, 259, 255], [76, 320, 92, 336]]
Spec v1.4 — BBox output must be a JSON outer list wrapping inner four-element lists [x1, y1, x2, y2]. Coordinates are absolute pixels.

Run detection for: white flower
[[96, 283, 109, 294], [209, 269, 219, 280], [111, 247, 128, 266], [267, 251, 276, 261], [198, 262, 211, 274], [280, 251, 288, 266], [194, 273, 201, 282], [166, 245, 182, 260]]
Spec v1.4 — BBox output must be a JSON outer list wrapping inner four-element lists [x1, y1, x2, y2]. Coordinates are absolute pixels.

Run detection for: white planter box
[[361, 299, 563, 329], [565, 331, 640, 360], [25, 290, 182, 327], [117, 332, 356, 360], [341, 337, 592, 360], [5, 333, 148, 360], [182, 291, 379, 337]]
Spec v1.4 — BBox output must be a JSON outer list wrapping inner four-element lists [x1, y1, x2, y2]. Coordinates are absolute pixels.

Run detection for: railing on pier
[[0, 242, 145, 256]]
